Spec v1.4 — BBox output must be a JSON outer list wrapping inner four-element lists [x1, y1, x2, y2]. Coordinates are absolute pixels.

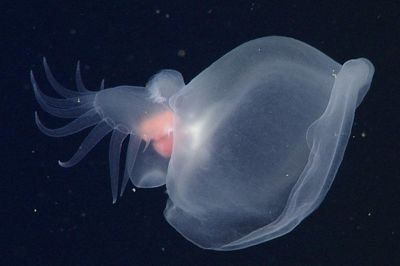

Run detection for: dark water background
[[1, 1, 399, 265]]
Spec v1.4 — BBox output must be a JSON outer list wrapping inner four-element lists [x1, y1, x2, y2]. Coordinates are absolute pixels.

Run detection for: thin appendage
[[31, 71, 94, 118], [35, 109, 101, 137], [43, 57, 89, 98], [109, 130, 129, 203], [120, 134, 141, 197], [99, 79, 105, 90], [58, 121, 112, 168], [75, 61, 90, 92], [31, 73, 94, 107], [143, 140, 151, 152]]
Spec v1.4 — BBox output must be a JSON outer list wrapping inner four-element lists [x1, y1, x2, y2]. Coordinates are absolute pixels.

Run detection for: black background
[[1, 1, 399, 265]]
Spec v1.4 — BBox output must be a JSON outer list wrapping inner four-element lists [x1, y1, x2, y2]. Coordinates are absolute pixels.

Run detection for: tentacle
[[58, 120, 112, 168], [75, 61, 90, 92], [32, 71, 93, 118], [31, 71, 95, 108], [35, 109, 101, 137], [43, 57, 90, 98], [109, 130, 129, 203], [99, 79, 105, 90], [34, 85, 94, 108], [143, 140, 151, 152], [120, 134, 141, 197]]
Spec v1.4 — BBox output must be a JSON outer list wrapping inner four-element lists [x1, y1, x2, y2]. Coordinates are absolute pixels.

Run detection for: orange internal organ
[[138, 111, 174, 158]]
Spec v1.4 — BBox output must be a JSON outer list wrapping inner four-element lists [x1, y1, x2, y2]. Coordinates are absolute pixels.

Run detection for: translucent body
[[32, 36, 374, 250]]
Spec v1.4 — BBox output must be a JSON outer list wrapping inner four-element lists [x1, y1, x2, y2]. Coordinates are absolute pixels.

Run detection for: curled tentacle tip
[[58, 160, 67, 168]]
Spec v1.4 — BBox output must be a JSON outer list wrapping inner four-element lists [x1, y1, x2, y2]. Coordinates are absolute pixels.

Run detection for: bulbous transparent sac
[[164, 36, 374, 250]]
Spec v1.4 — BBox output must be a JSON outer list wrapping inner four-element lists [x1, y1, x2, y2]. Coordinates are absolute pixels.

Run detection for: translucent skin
[[32, 37, 374, 250], [138, 111, 174, 158]]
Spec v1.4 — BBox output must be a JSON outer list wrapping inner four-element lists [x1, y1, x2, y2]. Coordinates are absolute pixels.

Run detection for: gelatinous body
[[33, 36, 374, 250]]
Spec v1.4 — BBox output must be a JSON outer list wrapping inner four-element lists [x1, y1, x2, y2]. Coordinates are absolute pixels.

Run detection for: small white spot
[[77, 97, 81, 103], [155, 9, 161, 14], [31, 150, 36, 154], [165, 13, 170, 19], [361, 132, 367, 138], [367, 212, 372, 216], [332, 69, 337, 78], [132, 188, 136, 192], [33, 208, 38, 213]]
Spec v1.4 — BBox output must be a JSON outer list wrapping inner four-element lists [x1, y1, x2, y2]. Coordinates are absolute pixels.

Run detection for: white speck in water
[[177, 49, 186, 57]]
